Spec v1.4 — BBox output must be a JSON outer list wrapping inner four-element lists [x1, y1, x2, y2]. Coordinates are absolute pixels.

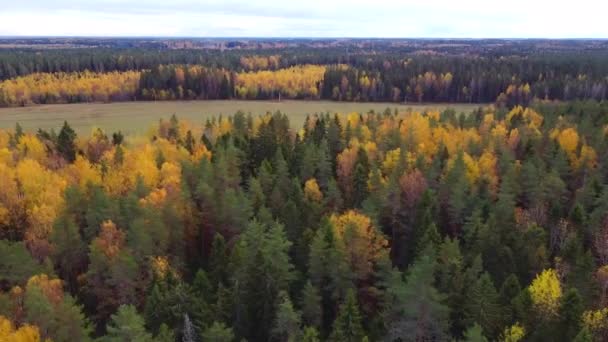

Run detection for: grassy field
[[0, 100, 483, 135]]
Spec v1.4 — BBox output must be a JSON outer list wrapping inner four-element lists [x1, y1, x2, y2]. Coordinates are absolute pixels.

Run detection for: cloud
[[0, 0, 606, 38]]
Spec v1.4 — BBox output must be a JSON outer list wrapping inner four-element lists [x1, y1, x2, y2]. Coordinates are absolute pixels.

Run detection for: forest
[[1, 40, 608, 106], [1, 98, 608, 341]]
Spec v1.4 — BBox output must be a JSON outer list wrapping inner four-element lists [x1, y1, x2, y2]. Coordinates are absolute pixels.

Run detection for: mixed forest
[[1, 99, 608, 341], [2, 39, 608, 342], [1, 40, 608, 106]]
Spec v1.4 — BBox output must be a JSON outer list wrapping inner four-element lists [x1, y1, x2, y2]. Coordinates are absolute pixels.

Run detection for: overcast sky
[[0, 0, 605, 38]]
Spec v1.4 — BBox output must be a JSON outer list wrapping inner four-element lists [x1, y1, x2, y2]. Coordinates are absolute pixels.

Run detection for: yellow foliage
[[329, 210, 388, 281], [140, 188, 167, 208], [479, 113, 495, 135], [0, 130, 9, 149], [0, 316, 46, 342], [218, 118, 233, 136], [61, 156, 102, 188], [15, 159, 66, 239], [0, 70, 140, 106], [304, 178, 323, 202], [506, 106, 544, 128], [491, 122, 508, 142], [432, 126, 480, 156], [17, 135, 46, 163], [528, 269, 562, 316], [151, 256, 170, 279], [556, 128, 579, 155], [582, 308, 608, 336], [0, 206, 9, 226], [507, 128, 520, 151], [235, 65, 325, 99], [501, 323, 525, 342], [362, 141, 378, 161], [0, 148, 12, 166], [360, 125, 372, 142], [240, 55, 280, 71], [191, 144, 212, 162], [347, 112, 361, 128], [336, 144, 359, 189], [0, 163, 20, 225], [382, 148, 401, 176], [26, 274, 63, 305], [160, 162, 181, 191], [477, 151, 498, 195], [95, 220, 124, 259], [426, 110, 440, 122], [103, 144, 159, 195], [400, 113, 433, 154], [447, 152, 479, 184], [577, 145, 597, 169], [153, 138, 191, 164], [376, 117, 399, 144]]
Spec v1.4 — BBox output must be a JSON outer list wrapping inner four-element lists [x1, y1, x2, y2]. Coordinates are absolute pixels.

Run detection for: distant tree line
[[1, 48, 607, 106]]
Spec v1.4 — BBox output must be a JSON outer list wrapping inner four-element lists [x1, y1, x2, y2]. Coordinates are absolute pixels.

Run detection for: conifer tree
[[57, 121, 77, 162], [329, 289, 365, 342], [103, 305, 153, 342]]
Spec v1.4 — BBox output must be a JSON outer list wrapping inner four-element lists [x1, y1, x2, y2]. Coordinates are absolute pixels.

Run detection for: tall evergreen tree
[[57, 121, 77, 162], [102, 305, 153, 342], [384, 250, 449, 341], [329, 289, 365, 342], [272, 291, 302, 342], [300, 281, 323, 330], [464, 272, 504, 339]]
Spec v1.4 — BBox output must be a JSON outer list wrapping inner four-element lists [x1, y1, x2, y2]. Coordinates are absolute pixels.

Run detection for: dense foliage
[[1, 40, 608, 106], [1, 100, 608, 341]]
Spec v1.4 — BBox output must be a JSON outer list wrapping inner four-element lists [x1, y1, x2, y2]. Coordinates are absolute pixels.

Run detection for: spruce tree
[[558, 289, 584, 341], [352, 149, 370, 208], [300, 281, 322, 329], [57, 121, 77, 162], [329, 289, 365, 342], [201, 322, 234, 342], [385, 250, 449, 341], [272, 291, 302, 341], [445, 151, 468, 230], [465, 272, 504, 339], [103, 305, 153, 342]]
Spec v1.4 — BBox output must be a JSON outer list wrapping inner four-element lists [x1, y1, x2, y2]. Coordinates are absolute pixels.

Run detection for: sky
[[0, 0, 606, 38]]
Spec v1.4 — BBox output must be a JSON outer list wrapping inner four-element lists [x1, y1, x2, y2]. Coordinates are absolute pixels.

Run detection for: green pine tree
[[201, 322, 234, 342], [385, 250, 449, 341], [329, 289, 365, 342], [464, 273, 504, 339], [102, 305, 153, 342], [272, 291, 302, 342], [57, 121, 77, 162]]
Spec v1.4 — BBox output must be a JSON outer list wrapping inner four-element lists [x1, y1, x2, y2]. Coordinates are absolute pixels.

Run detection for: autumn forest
[[1, 39, 608, 342]]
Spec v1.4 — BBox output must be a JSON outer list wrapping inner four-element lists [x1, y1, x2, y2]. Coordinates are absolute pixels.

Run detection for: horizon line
[[1, 36, 607, 40]]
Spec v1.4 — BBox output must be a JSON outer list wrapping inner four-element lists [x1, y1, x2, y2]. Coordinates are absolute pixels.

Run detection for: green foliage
[[329, 289, 365, 342], [233, 220, 294, 340], [57, 121, 77, 162], [272, 291, 302, 342], [0, 240, 44, 288], [3, 98, 608, 342], [101, 305, 152, 342], [463, 323, 488, 342], [201, 322, 235, 342], [385, 251, 449, 341], [300, 281, 322, 329], [464, 273, 503, 338]]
